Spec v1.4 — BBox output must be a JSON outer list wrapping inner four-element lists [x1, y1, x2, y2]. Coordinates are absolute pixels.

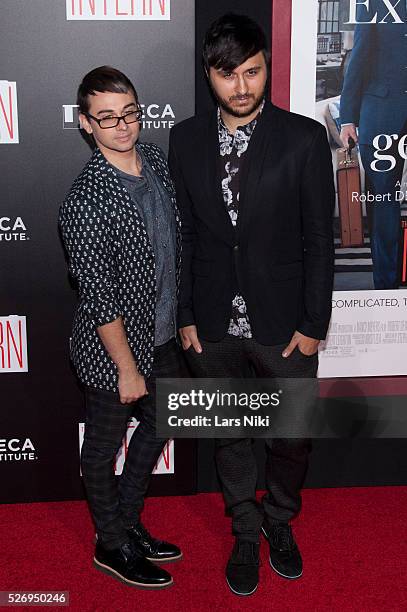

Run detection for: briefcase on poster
[[336, 141, 364, 248], [398, 217, 407, 286]]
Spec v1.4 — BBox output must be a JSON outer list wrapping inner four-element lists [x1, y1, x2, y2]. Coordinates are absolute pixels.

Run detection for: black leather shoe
[[226, 540, 260, 596], [262, 521, 303, 579], [94, 541, 173, 589], [127, 523, 182, 563]]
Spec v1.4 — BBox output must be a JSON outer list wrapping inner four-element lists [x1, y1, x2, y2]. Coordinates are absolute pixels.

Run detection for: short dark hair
[[77, 66, 138, 114], [203, 13, 269, 73]]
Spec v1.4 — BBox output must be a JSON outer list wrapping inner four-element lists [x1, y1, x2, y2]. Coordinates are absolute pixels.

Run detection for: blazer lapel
[[237, 102, 280, 242], [203, 112, 236, 247]]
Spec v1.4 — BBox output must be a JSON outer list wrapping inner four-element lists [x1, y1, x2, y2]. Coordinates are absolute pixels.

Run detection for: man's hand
[[179, 325, 202, 353], [96, 317, 148, 403], [118, 365, 148, 404], [282, 331, 320, 358], [340, 123, 358, 149]]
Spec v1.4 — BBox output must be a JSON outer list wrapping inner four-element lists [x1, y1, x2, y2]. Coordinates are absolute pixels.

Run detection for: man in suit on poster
[[169, 13, 335, 596], [340, 0, 407, 289]]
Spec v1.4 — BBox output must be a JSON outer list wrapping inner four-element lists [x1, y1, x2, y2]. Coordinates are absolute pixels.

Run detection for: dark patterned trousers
[[185, 335, 318, 543], [81, 339, 183, 550]]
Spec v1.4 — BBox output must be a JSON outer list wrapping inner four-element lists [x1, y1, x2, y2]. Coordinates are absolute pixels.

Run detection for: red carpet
[[1, 487, 407, 611]]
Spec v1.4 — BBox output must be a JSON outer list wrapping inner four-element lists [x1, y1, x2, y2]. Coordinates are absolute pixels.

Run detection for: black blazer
[[169, 102, 335, 344]]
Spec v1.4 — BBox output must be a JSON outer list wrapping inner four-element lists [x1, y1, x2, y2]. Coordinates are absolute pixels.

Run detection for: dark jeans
[[81, 339, 183, 550], [185, 335, 318, 543]]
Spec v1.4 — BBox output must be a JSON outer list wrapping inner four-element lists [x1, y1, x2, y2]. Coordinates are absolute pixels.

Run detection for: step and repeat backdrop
[[0, 0, 195, 503], [1, 0, 406, 504]]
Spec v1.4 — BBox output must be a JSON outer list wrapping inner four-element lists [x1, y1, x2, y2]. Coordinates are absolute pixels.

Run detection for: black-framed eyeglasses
[[85, 108, 142, 129]]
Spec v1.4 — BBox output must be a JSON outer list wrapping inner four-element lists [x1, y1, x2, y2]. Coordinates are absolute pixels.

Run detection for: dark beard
[[215, 89, 265, 119]]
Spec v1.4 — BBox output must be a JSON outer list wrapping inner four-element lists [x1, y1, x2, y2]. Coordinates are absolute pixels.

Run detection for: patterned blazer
[[59, 143, 181, 392]]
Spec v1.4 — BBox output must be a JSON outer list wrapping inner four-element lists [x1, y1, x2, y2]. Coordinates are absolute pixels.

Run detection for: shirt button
[[163, 243, 167, 248]]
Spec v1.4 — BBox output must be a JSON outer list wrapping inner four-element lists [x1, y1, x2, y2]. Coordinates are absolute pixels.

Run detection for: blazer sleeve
[[168, 129, 196, 328], [339, 3, 376, 126], [297, 124, 335, 340], [59, 197, 122, 327]]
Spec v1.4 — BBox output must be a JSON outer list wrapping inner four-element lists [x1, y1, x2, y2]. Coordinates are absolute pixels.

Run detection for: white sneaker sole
[[226, 577, 258, 596], [261, 526, 303, 580], [269, 557, 302, 580]]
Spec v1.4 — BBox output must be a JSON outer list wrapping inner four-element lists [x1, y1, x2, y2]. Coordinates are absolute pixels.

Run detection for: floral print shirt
[[217, 101, 264, 338]]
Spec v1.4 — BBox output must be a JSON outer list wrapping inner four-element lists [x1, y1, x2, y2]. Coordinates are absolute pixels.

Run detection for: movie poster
[[289, 0, 407, 377]]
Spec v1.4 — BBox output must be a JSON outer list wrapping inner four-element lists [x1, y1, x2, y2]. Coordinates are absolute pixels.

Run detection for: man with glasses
[[59, 66, 182, 589]]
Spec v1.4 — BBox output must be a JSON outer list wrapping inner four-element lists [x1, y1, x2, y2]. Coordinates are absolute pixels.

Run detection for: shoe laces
[[232, 541, 260, 566], [134, 522, 152, 543], [122, 541, 143, 565], [133, 522, 161, 552], [272, 523, 295, 552]]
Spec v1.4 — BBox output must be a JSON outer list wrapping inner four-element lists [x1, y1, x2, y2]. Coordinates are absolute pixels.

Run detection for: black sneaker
[[94, 541, 173, 589], [226, 540, 260, 596], [262, 521, 302, 579], [127, 522, 182, 563]]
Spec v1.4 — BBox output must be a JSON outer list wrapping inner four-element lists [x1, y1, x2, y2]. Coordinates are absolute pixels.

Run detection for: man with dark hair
[[59, 66, 182, 589], [169, 14, 334, 596]]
